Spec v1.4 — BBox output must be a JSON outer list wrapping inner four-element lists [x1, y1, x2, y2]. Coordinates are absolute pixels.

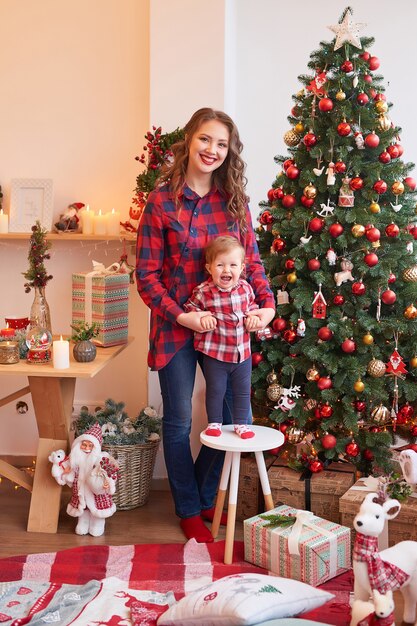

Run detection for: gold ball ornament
[[375, 100, 388, 114], [367, 358, 386, 378], [378, 114, 391, 131], [266, 383, 283, 402], [410, 356, 417, 368], [286, 426, 305, 444], [351, 224, 365, 237], [266, 371, 278, 385], [336, 90, 346, 101], [303, 183, 317, 199], [362, 333, 374, 345], [369, 202, 381, 215], [287, 272, 297, 283], [284, 130, 301, 147], [404, 304, 417, 319], [354, 379, 365, 393], [371, 403, 390, 424], [306, 367, 320, 381], [294, 122, 304, 134], [391, 181, 405, 195], [403, 266, 417, 282]]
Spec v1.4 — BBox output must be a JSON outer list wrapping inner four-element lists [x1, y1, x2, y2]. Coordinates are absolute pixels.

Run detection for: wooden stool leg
[[254, 450, 274, 511], [224, 451, 240, 564], [211, 451, 232, 538]]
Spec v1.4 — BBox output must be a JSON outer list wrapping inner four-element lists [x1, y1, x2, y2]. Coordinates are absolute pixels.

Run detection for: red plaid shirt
[[353, 532, 409, 593], [184, 277, 258, 363], [136, 184, 275, 370]]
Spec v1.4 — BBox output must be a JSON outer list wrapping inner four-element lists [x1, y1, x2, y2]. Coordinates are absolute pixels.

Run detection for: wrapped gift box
[[339, 478, 417, 547], [244, 504, 351, 586], [236, 456, 356, 524], [72, 270, 129, 347]]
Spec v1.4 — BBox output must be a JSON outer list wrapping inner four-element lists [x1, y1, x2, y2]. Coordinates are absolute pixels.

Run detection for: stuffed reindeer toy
[[352, 492, 417, 625]]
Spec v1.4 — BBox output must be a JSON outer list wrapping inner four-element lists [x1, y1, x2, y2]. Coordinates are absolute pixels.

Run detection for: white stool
[[200, 424, 284, 564]]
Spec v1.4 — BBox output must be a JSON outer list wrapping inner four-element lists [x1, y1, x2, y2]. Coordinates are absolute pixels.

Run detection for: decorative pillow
[[157, 573, 334, 626]]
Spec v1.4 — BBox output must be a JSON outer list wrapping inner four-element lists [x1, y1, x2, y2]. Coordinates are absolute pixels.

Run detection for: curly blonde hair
[[157, 108, 249, 232]]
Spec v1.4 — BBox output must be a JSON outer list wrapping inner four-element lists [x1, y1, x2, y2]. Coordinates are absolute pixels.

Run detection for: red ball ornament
[[333, 294, 345, 306], [309, 217, 325, 233], [283, 329, 297, 344], [308, 258, 321, 271], [320, 402, 334, 418], [381, 289, 396, 305], [350, 177, 364, 191], [388, 273, 396, 284], [300, 195, 315, 208], [409, 226, 417, 240], [272, 317, 287, 332], [365, 226, 381, 242], [368, 56, 380, 71], [394, 143, 404, 157], [341, 59, 354, 73], [279, 422, 290, 434], [360, 51, 371, 61], [334, 160, 347, 174], [385, 223, 400, 237], [387, 144, 400, 159], [357, 92, 369, 106], [285, 258, 295, 270], [286, 165, 300, 179], [303, 132, 317, 147], [354, 400, 366, 413], [321, 434, 337, 450], [309, 459, 324, 473], [410, 425, 417, 437], [374, 93, 386, 102], [272, 237, 286, 252], [341, 338, 356, 353], [282, 194, 296, 208], [369, 426, 380, 433], [363, 449, 374, 461], [317, 376, 332, 390], [363, 74, 373, 84], [283, 159, 295, 171], [267, 189, 275, 202], [329, 222, 344, 237], [252, 352, 264, 366], [272, 187, 284, 200], [404, 176, 417, 191], [352, 281, 366, 296], [364, 252, 379, 267], [318, 98, 334, 112], [373, 180, 387, 194], [378, 151, 391, 164], [364, 132, 380, 148], [259, 210, 274, 225], [345, 441, 360, 457], [317, 326, 333, 341], [337, 122, 351, 137], [398, 403, 414, 419]]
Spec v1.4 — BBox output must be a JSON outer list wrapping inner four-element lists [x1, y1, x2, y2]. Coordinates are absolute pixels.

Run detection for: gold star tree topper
[[328, 7, 366, 51]]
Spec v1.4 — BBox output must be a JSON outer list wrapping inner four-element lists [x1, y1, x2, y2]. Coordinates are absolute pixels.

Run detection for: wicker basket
[[103, 439, 160, 510]]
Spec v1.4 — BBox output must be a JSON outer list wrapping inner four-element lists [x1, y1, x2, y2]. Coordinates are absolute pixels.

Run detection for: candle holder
[[25, 326, 53, 364], [0, 341, 19, 364]]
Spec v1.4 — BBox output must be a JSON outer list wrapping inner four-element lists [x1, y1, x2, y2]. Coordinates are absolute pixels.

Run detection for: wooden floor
[[0, 480, 409, 625]]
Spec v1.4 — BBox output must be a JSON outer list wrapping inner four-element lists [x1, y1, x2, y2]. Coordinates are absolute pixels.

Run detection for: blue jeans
[[158, 339, 233, 519], [203, 354, 252, 425]]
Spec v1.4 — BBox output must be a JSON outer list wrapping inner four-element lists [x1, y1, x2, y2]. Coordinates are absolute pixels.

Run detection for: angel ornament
[[326, 162, 336, 186]]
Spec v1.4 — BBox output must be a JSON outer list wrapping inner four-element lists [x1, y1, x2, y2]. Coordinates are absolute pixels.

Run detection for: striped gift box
[[244, 504, 351, 586], [72, 272, 130, 347]]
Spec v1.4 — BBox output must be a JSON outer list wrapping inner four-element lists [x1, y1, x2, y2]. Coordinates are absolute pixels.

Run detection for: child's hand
[[200, 314, 217, 331], [245, 313, 261, 331]]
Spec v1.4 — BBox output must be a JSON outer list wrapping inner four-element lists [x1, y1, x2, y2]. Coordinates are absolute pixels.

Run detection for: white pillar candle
[[80, 204, 94, 235], [93, 209, 107, 235], [53, 335, 70, 369], [106, 207, 121, 236], [0, 209, 9, 234]]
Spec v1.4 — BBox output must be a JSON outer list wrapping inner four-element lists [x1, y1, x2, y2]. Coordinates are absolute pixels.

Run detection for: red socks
[[205, 423, 222, 437], [180, 515, 214, 543], [234, 424, 255, 439], [201, 506, 228, 526]]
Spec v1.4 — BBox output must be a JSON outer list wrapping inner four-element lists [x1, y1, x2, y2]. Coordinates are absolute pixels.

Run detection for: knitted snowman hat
[[73, 422, 103, 451]]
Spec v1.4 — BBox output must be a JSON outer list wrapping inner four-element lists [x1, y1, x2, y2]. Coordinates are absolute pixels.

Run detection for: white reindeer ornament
[[352, 492, 417, 624]]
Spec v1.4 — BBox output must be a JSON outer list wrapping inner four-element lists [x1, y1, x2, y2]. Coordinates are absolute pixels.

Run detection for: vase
[[73, 340, 97, 362], [30, 286, 52, 332]]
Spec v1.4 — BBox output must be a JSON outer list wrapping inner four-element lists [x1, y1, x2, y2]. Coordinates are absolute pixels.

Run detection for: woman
[[136, 108, 275, 543]]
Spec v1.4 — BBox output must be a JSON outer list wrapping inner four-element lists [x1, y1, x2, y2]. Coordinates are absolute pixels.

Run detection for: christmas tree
[[252, 7, 417, 474]]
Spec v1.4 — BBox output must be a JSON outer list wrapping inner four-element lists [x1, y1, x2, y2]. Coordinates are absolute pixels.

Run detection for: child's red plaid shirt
[[184, 277, 258, 363]]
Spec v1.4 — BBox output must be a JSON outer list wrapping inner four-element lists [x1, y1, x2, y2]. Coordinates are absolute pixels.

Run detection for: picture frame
[[9, 178, 54, 232]]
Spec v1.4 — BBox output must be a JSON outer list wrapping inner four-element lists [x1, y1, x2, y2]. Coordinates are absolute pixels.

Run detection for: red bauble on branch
[[273, 187, 284, 200], [272, 317, 287, 332], [282, 194, 296, 208], [317, 326, 333, 341], [352, 281, 366, 295], [317, 376, 332, 390], [333, 294, 345, 305], [271, 237, 286, 253], [318, 97, 333, 112], [381, 289, 396, 305], [387, 144, 400, 159], [345, 441, 360, 457], [350, 177, 364, 191], [365, 226, 381, 243], [252, 352, 264, 366], [364, 132, 380, 148], [284, 258, 295, 270], [283, 329, 297, 344], [329, 222, 344, 237], [319, 402, 333, 418], [303, 132, 318, 148], [368, 56, 380, 71], [334, 160, 347, 173], [309, 459, 324, 473], [283, 159, 295, 171], [309, 217, 325, 232], [259, 210, 274, 225], [357, 93, 369, 106], [337, 121, 351, 136], [341, 338, 356, 353], [307, 258, 321, 271], [286, 165, 300, 179], [385, 223, 400, 237], [373, 179, 388, 194], [404, 177, 417, 191], [341, 60, 354, 73], [321, 433, 337, 449], [364, 252, 378, 267], [378, 151, 391, 164]]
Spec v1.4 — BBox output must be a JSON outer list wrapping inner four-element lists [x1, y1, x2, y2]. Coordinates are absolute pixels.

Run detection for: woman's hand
[[245, 313, 262, 331], [248, 308, 275, 330], [177, 311, 217, 332]]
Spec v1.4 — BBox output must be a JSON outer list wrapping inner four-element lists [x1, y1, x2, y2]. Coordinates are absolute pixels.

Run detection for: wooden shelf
[[0, 232, 136, 241]]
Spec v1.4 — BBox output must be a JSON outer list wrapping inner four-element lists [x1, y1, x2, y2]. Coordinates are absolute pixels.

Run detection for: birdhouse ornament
[[312, 284, 327, 319]]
